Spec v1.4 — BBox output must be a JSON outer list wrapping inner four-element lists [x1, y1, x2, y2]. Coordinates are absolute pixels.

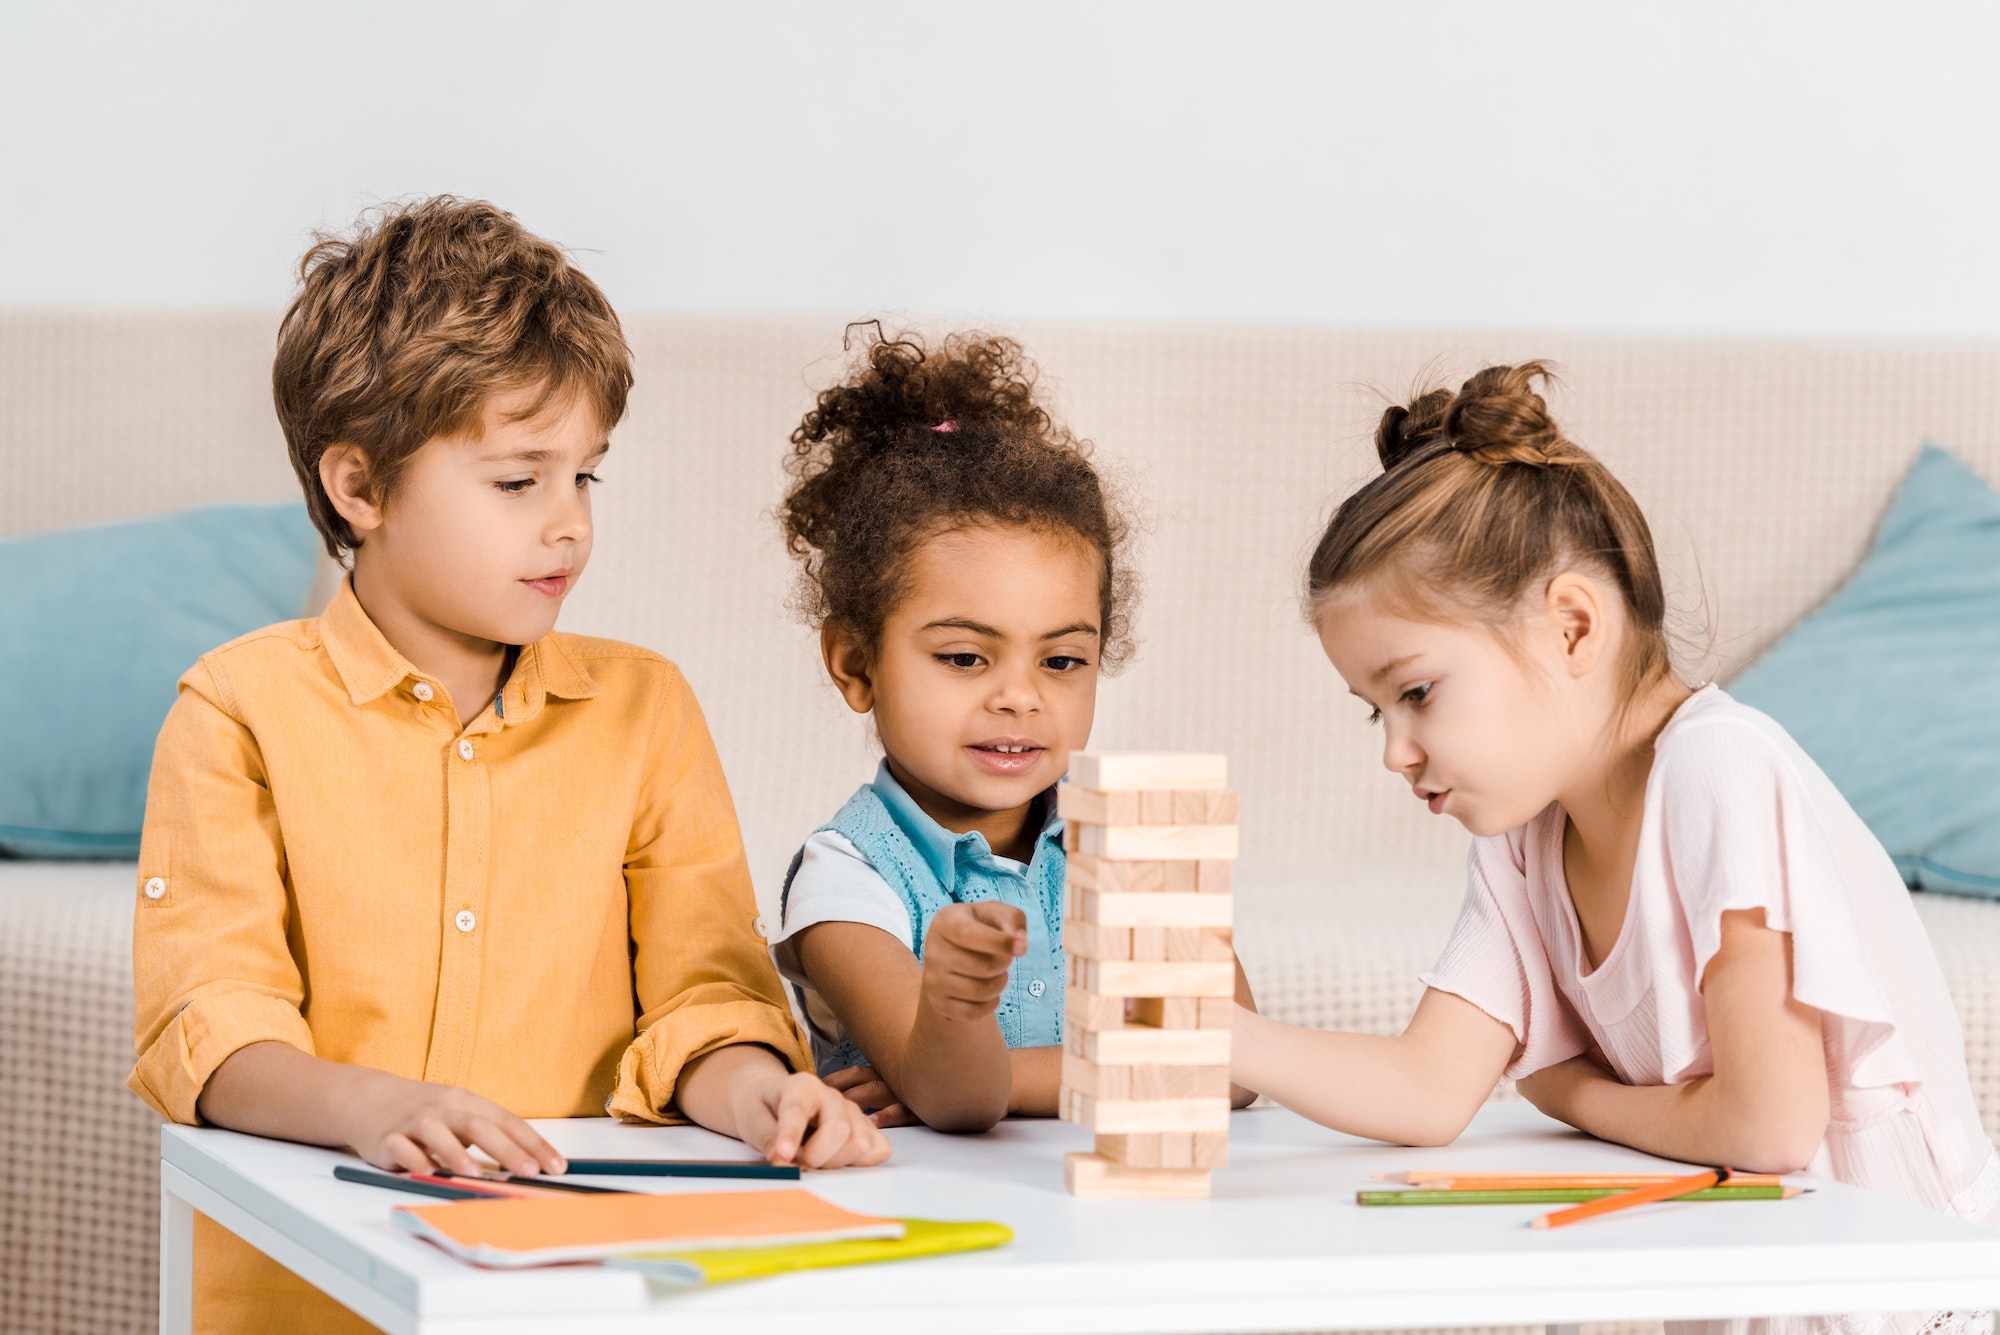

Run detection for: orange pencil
[[1531, 1167, 1732, 1229]]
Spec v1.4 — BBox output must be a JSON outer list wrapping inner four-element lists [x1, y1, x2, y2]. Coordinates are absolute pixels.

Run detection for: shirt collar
[[868, 759, 1063, 892], [319, 575, 597, 722]]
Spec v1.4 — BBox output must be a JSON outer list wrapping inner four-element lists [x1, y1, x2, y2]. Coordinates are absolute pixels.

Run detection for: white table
[[160, 1103, 2000, 1335]]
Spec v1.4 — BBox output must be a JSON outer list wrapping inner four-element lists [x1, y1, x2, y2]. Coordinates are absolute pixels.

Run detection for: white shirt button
[[752, 916, 769, 940], [143, 877, 166, 900], [456, 739, 474, 761], [412, 682, 434, 702], [454, 909, 476, 933], [1028, 979, 1046, 998]]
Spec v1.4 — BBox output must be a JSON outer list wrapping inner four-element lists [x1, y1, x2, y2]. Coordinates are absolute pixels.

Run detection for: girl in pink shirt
[[1231, 362, 1997, 1335]]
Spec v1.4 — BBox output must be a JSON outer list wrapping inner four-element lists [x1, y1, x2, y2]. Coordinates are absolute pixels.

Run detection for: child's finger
[[461, 1115, 544, 1177], [764, 1077, 820, 1165], [793, 1096, 854, 1170], [410, 1118, 478, 1175], [869, 1101, 919, 1129], [376, 1132, 432, 1175], [822, 1065, 874, 1092], [497, 1112, 567, 1175], [836, 1077, 896, 1110]]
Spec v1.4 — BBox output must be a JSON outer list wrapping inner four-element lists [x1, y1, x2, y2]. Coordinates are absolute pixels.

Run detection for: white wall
[[4, 1, 1998, 336]]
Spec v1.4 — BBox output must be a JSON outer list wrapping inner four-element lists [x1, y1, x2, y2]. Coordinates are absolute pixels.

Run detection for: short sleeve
[[128, 668, 318, 1125], [609, 665, 813, 1123], [769, 831, 914, 988], [1420, 830, 1590, 1081], [1656, 716, 1916, 1092]]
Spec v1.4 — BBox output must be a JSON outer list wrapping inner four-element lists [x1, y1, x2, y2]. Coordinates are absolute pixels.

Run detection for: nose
[[1380, 720, 1423, 779], [545, 480, 592, 548], [986, 658, 1042, 717]]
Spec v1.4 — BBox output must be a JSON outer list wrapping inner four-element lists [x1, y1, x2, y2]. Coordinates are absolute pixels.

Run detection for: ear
[[319, 445, 385, 537], [821, 622, 876, 715], [1543, 571, 1609, 677]]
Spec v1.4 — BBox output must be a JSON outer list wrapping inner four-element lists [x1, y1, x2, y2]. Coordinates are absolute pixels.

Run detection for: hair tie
[[932, 420, 957, 433]]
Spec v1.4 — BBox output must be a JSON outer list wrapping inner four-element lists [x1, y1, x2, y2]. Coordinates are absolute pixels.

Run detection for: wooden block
[[1140, 789, 1175, 825], [1196, 859, 1233, 894], [1198, 997, 1235, 1030], [1068, 752, 1227, 792], [1065, 1152, 1210, 1198], [1129, 926, 1167, 960], [1167, 926, 1235, 961], [1206, 790, 1240, 823], [1093, 1132, 1169, 1167], [1129, 995, 1202, 1028], [1056, 786, 1140, 827], [1129, 1064, 1231, 1100], [1064, 921, 1132, 961], [1159, 1131, 1195, 1168], [1086, 1025, 1230, 1065], [1071, 1092, 1231, 1133], [1067, 854, 1169, 895], [1084, 892, 1232, 928], [1065, 986, 1127, 1034], [1077, 823, 1239, 862], [1191, 1131, 1230, 1168], [1165, 861, 1199, 893], [1063, 821, 1080, 854], [1061, 1051, 1130, 1099], [1074, 959, 1235, 1000], [1172, 790, 1209, 825]]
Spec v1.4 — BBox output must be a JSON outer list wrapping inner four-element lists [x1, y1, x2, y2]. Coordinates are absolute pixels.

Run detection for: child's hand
[[343, 1068, 567, 1177], [735, 1069, 894, 1169], [920, 901, 1028, 1023], [824, 1064, 921, 1128]]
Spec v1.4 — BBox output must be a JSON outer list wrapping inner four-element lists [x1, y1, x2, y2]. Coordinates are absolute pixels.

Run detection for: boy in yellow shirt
[[129, 197, 887, 1333]]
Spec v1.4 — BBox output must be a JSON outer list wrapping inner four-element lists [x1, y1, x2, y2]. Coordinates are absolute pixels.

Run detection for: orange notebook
[[392, 1188, 905, 1268]]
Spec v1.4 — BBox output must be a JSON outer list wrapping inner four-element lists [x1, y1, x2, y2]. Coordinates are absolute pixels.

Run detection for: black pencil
[[559, 1158, 802, 1180]]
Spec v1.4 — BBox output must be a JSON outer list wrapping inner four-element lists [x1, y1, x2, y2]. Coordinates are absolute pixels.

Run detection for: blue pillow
[[0, 504, 321, 858], [1731, 445, 2000, 899]]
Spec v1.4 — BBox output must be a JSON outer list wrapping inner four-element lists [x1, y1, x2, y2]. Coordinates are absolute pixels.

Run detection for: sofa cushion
[[1730, 446, 2000, 899], [0, 504, 320, 858]]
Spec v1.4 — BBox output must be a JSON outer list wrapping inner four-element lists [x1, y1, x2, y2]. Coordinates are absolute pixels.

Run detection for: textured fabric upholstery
[[5, 313, 1999, 1334]]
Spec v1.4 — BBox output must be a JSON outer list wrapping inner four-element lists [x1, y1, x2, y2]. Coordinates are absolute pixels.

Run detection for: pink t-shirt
[[1423, 686, 2000, 1242]]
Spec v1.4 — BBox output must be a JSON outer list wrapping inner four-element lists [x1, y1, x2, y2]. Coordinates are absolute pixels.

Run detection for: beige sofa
[[4, 313, 1999, 1335]]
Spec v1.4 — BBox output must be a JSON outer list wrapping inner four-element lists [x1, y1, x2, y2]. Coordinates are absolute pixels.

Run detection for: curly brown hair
[[273, 196, 633, 559], [780, 325, 1134, 670]]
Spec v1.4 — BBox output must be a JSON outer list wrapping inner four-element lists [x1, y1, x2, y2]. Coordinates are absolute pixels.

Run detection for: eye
[[495, 478, 534, 495], [576, 471, 602, 489], [936, 653, 984, 669], [1043, 655, 1089, 672], [1401, 682, 1433, 708]]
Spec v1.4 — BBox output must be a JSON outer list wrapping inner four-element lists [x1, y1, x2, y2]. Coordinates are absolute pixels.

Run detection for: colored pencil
[[1375, 1170, 1784, 1189], [441, 1170, 627, 1195], [1359, 1185, 1798, 1206], [333, 1165, 488, 1201], [559, 1158, 802, 1181], [1532, 1167, 1732, 1229]]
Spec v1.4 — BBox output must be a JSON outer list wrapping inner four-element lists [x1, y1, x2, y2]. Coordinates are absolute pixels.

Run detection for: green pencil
[[1358, 1185, 1799, 1206]]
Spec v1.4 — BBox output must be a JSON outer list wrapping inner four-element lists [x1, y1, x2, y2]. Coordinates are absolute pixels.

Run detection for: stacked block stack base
[[1058, 752, 1237, 1198]]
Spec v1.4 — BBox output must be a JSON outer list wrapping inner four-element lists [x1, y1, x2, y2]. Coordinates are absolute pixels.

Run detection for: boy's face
[[349, 386, 609, 649], [829, 523, 1103, 831], [1315, 594, 1595, 839]]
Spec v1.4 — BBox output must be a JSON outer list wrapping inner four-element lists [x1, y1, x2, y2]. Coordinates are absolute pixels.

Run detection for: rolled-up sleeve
[[606, 665, 810, 1123], [128, 666, 315, 1125]]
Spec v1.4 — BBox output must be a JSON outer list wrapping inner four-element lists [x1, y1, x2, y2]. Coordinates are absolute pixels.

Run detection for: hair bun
[[1444, 361, 1568, 467], [1374, 388, 1453, 469]]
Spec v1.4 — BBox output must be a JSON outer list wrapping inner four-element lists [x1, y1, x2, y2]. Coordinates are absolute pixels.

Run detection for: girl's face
[[1314, 583, 1611, 838], [826, 523, 1103, 832]]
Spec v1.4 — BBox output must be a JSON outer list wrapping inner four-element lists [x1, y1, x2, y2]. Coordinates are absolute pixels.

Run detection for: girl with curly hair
[[769, 324, 1255, 1133]]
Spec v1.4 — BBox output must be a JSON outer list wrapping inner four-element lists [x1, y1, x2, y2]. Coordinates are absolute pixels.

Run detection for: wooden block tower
[[1057, 752, 1237, 1197]]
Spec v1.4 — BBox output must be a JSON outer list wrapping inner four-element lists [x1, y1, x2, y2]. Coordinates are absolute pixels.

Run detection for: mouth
[[1416, 785, 1450, 816], [520, 573, 571, 598], [967, 739, 1046, 776]]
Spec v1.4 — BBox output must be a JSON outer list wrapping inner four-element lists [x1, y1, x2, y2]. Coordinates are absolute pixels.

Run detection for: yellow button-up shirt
[[130, 580, 809, 1332]]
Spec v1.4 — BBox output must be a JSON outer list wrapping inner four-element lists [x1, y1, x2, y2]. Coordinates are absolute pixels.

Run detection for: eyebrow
[[918, 618, 1102, 640], [477, 441, 611, 465], [1371, 653, 1421, 683]]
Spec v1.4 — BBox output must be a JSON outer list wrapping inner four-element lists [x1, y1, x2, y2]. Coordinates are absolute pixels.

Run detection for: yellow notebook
[[393, 1188, 903, 1268], [606, 1217, 1014, 1286]]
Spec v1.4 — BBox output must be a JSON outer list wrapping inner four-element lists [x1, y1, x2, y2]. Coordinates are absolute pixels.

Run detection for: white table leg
[[160, 1178, 193, 1335]]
